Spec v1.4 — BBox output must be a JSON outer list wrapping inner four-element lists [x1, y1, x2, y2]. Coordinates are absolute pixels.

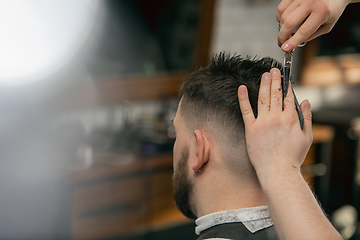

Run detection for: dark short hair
[[178, 52, 282, 142]]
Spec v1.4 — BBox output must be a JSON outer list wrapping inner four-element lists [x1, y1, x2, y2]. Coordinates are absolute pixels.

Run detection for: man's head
[[172, 53, 282, 219]]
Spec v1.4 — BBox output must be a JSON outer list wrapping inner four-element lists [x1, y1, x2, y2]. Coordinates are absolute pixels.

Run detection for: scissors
[[282, 32, 306, 130]]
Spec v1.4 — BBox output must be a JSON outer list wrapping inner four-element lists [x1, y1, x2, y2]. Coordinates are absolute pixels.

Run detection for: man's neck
[[192, 170, 267, 218]]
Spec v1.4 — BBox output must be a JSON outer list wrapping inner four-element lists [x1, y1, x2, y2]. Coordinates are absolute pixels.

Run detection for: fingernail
[[263, 72, 271, 79], [239, 85, 246, 93], [304, 100, 311, 109], [270, 68, 279, 74], [282, 42, 290, 52]]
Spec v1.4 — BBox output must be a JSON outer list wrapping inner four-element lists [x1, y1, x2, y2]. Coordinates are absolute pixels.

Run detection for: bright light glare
[[0, 0, 97, 86]]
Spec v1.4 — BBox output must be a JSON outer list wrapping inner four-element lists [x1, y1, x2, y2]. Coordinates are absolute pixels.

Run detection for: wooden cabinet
[[72, 177, 148, 239], [68, 154, 190, 240]]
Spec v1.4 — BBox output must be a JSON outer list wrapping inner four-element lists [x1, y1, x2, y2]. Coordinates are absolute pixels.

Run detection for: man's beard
[[173, 146, 197, 219]]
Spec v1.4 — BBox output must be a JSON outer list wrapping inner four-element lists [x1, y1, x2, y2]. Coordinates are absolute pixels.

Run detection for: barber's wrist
[[254, 161, 302, 186], [257, 169, 304, 195]]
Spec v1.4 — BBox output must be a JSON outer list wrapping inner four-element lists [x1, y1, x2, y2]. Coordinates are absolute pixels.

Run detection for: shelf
[[64, 72, 189, 108]]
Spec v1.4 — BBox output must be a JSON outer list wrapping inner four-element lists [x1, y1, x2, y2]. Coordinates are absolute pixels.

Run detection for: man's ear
[[192, 129, 210, 172]]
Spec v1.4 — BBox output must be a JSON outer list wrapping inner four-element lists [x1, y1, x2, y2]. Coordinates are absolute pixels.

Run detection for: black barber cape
[[195, 206, 279, 240]]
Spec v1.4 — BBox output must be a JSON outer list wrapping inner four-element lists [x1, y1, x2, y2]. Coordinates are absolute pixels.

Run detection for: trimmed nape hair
[[178, 52, 283, 143]]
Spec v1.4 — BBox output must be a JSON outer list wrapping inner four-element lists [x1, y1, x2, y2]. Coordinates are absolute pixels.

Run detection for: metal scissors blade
[[282, 50, 304, 130]]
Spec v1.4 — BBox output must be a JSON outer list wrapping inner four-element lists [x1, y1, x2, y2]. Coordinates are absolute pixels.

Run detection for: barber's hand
[[277, 0, 351, 52], [237, 68, 313, 174], [238, 69, 343, 240]]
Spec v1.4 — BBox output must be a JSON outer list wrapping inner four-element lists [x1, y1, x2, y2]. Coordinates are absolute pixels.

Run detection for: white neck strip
[[195, 206, 274, 235]]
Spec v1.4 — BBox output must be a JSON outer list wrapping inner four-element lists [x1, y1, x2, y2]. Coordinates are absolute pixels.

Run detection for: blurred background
[[0, 0, 360, 239]]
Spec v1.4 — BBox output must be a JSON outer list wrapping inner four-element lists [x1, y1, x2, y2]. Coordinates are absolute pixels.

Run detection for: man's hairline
[[177, 99, 242, 158]]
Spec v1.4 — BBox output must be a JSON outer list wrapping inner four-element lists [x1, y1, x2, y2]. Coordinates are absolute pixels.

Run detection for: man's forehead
[[174, 98, 183, 120], [177, 97, 183, 109], [174, 100, 187, 128], [173, 107, 180, 125]]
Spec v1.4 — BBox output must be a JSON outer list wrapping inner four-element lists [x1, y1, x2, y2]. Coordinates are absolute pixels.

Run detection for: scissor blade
[[282, 51, 304, 130], [293, 88, 304, 130], [282, 51, 292, 99]]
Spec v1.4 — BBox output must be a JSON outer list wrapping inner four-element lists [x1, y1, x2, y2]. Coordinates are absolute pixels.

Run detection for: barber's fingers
[[238, 85, 255, 126], [270, 68, 282, 113], [283, 81, 295, 113], [283, 82, 303, 130], [278, 4, 311, 47], [300, 99, 313, 142], [276, 0, 293, 22], [258, 72, 271, 116], [281, 12, 327, 52], [278, 0, 301, 27]]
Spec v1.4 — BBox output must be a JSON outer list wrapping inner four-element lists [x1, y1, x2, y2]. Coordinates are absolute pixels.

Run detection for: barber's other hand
[[277, 0, 351, 52], [237, 68, 313, 175]]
